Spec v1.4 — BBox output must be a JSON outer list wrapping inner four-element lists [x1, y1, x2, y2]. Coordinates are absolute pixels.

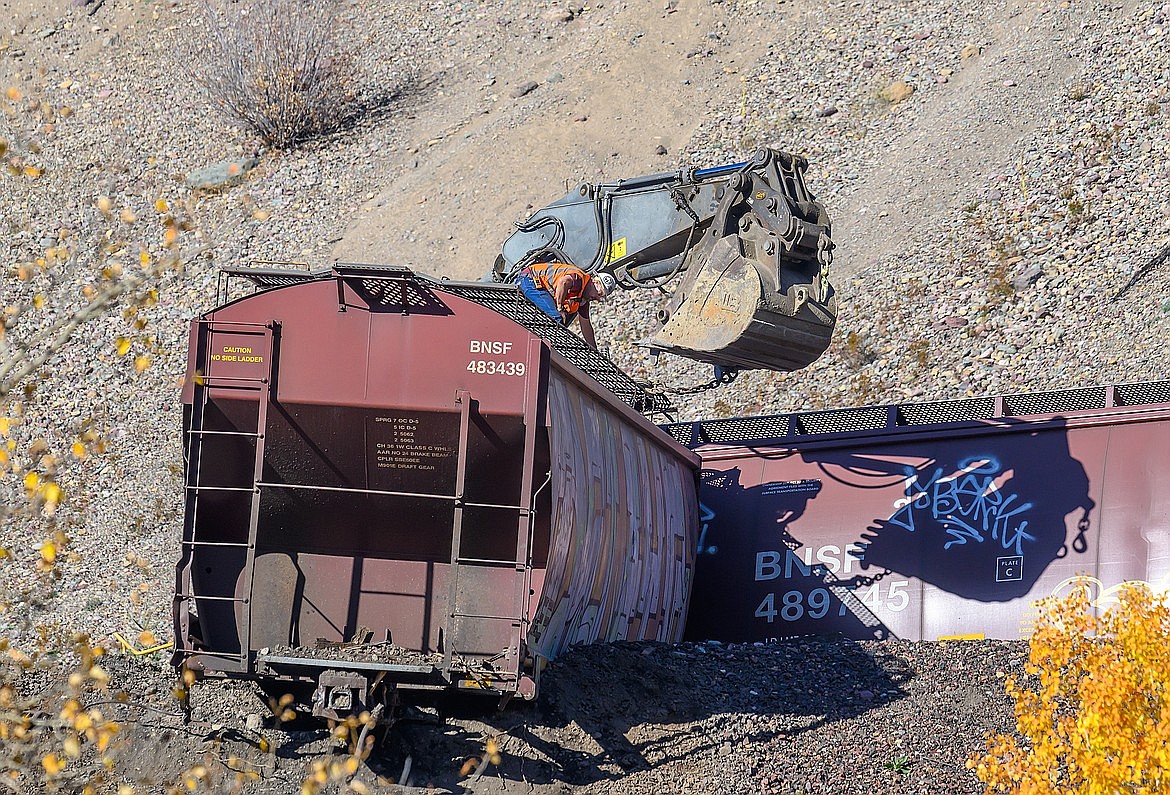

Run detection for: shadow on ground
[[362, 638, 913, 792]]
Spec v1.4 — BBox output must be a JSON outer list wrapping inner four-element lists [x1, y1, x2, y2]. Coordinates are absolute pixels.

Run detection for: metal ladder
[[174, 320, 276, 673], [443, 340, 544, 691]]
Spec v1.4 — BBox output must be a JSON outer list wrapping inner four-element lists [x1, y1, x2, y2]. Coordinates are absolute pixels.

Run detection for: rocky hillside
[[1, 0, 1167, 791]]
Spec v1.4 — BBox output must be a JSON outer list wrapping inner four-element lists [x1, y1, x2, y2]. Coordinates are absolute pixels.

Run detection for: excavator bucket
[[645, 150, 837, 372]]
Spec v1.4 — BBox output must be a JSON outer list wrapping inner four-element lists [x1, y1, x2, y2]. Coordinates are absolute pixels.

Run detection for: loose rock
[[509, 80, 539, 98], [185, 157, 259, 190], [879, 80, 915, 103]]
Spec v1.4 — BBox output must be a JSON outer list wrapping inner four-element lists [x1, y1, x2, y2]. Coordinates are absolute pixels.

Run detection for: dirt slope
[[832, 0, 1095, 283], [333, 0, 1109, 289], [336, 0, 765, 278]]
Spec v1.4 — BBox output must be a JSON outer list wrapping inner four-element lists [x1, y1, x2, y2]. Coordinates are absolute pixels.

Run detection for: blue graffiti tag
[[887, 458, 1036, 555], [697, 502, 718, 555]]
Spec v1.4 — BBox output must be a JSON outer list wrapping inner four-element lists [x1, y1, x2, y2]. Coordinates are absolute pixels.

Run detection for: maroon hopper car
[[670, 382, 1170, 643], [173, 265, 699, 716]]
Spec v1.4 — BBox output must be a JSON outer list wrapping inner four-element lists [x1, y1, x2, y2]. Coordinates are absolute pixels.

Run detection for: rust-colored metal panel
[[174, 267, 699, 701], [258, 554, 451, 652], [185, 279, 536, 414], [176, 274, 554, 682], [679, 395, 1170, 642], [528, 372, 698, 658]]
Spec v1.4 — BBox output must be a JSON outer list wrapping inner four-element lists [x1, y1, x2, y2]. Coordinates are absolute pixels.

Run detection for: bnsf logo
[[755, 544, 867, 581], [469, 340, 514, 354]]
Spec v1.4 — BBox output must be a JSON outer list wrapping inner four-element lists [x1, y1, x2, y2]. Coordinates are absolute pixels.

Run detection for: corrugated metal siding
[[529, 372, 698, 659]]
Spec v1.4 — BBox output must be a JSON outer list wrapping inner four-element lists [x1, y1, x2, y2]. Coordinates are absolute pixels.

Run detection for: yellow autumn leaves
[[14, 242, 73, 286], [296, 710, 389, 795], [0, 417, 10, 471], [4, 86, 48, 179], [34, 529, 68, 572], [23, 471, 62, 508], [0, 417, 106, 577], [91, 192, 183, 376], [0, 413, 98, 523], [38, 681, 120, 778], [458, 735, 503, 777], [114, 335, 151, 373], [94, 195, 144, 226], [2, 638, 120, 789], [302, 756, 361, 794], [2, 74, 203, 410], [179, 764, 214, 791], [971, 581, 1170, 793], [8, 200, 179, 382]]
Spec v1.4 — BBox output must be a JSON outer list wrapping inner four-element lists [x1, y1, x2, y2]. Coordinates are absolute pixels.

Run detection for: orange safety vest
[[529, 261, 593, 316]]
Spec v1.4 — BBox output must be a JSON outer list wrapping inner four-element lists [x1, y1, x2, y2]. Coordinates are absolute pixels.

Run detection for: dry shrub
[[192, 0, 358, 149], [971, 580, 1170, 793]]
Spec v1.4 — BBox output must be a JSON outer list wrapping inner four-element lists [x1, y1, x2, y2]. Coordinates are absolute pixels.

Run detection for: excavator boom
[[495, 147, 837, 372]]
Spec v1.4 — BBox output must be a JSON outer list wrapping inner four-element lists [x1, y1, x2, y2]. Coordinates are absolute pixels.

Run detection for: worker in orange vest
[[517, 259, 616, 351]]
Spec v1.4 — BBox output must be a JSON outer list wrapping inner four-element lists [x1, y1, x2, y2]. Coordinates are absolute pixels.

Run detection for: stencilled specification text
[[373, 416, 454, 472]]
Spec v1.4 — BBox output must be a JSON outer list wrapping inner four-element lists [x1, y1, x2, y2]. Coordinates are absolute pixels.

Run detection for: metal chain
[[809, 558, 890, 589], [1073, 514, 1090, 554], [845, 568, 891, 588], [1057, 514, 1091, 558], [640, 367, 739, 396]]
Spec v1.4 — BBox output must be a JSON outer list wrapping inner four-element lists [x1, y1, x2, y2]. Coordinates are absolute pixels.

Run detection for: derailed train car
[[669, 381, 1170, 643], [172, 265, 699, 717]]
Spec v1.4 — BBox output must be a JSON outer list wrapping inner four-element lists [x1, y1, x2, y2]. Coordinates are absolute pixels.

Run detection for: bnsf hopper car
[[173, 265, 699, 718], [669, 381, 1170, 644]]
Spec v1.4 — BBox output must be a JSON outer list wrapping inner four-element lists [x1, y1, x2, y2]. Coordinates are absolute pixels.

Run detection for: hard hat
[[595, 272, 617, 299]]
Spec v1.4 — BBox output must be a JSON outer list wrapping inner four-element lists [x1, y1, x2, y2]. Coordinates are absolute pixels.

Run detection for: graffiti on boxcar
[[697, 502, 717, 555], [886, 457, 1037, 556], [839, 428, 1096, 601], [686, 422, 1103, 642]]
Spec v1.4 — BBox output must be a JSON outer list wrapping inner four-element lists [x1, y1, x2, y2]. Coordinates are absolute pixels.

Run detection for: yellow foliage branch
[[971, 579, 1170, 793]]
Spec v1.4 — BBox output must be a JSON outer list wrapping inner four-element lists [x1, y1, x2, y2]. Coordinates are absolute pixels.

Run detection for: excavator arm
[[494, 147, 837, 372]]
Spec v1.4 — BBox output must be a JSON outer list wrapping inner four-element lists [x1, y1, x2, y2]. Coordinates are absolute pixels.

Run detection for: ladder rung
[[198, 377, 268, 386], [256, 481, 455, 502], [188, 429, 261, 438], [182, 540, 252, 548], [450, 612, 522, 622], [455, 557, 524, 567], [176, 593, 247, 603], [185, 485, 256, 493], [462, 500, 527, 511]]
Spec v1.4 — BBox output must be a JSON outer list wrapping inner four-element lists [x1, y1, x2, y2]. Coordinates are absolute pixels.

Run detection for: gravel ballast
[[4, 636, 1028, 793]]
